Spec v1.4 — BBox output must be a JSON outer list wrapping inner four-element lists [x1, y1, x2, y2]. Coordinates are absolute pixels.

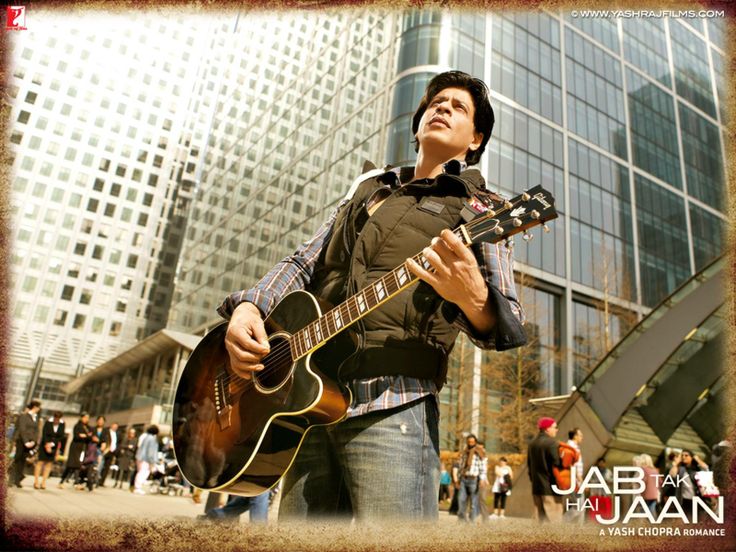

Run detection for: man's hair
[[96, 415, 106, 422], [147, 425, 159, 435], [27, 399, 42, 410], [80, 411, 89, 418], [466, 433, 477, 442], [412, 70, 495, 166], [52, 410, 63, 418], [568, 428, 581, 440], [499, 456, 508, 462]]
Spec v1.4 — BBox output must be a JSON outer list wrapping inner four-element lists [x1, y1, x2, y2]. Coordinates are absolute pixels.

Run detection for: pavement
[[6, 476, 467, 524]]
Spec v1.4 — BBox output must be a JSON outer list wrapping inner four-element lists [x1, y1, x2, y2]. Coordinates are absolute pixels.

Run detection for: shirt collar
[[381, 160, 469, 187]]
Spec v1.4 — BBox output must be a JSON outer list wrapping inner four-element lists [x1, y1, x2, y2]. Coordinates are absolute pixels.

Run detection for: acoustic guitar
[[172, 185, 557, 496]]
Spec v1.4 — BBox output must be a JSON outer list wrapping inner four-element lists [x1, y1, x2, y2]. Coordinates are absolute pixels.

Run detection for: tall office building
[[5, 13, 225, 412], [167, 9, 727, 452]]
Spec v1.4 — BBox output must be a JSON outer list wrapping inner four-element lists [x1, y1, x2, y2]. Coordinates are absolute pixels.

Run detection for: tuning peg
[[504, 200, 512, 210], [521, 192, 530, 202], [522, 231, 534, 242], [494, 226, 504, 235], [487, 209, 496, 217], [504, 238, 514, 249], [513, 218, 522, 227], [531, 210, 540, 219], [543, 224, 550, 233]]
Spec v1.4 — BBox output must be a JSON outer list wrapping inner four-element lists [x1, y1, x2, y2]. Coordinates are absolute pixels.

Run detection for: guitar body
[[172, 290, 354, 496]]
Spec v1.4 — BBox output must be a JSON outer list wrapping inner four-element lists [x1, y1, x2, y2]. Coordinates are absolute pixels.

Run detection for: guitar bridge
[[214, 373, 232, 430]]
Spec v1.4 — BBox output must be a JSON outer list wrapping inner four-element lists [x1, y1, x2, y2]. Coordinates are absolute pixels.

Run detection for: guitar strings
[[217, 196, 530, 398]]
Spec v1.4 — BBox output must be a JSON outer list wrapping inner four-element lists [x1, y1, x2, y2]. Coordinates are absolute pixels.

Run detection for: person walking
[[58, 413, 91, 488], [456, 434, 487, 522], [34, 411, 65, 490], [99, 422, 119, 486], [134, 426, 159, 495], [114, 428, 137, 489], [491, 456, 513, 519], [10, 400, 41, 488], [527, 417, 562, 522]]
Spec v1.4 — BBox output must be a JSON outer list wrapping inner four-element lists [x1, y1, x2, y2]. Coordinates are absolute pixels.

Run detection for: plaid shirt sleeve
[[216, 200, 347, 319], [450, 241, 525, 349]]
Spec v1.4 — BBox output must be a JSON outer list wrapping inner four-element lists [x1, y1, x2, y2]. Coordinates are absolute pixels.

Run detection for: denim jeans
[[208, 492, 270, 522], [278, 396, 440, 520], [457, 476, 479, 521]]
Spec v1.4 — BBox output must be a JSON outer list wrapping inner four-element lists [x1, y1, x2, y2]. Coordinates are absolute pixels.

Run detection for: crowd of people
[[7, 401, 181, 496]]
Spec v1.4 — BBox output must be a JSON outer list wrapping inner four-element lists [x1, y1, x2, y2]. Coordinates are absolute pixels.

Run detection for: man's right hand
[[225, 302, 271, 379]]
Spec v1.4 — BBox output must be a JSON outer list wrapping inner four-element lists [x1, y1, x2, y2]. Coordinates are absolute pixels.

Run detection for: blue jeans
[[208, 492, 270, 522], [457, 476, 479, 521], [278, 396, 440, 520]]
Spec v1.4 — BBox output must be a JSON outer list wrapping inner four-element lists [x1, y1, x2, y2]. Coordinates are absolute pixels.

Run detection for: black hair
[[27, 399, 42, 409], [499, 456, 508, 462], [52, 410, 63, 418], [412, 70, 495, 166], [96, 415, 106, 422], [466, 434, 477, 442], [147, 425, 159, 435], [568, 428, 581, 440]]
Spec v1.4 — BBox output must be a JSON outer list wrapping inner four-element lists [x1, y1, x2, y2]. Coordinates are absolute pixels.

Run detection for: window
[[87, 198, 99, 212], [61, 285, 74, 300], [127, 254, 138, 269], [104, 203, 115, 217], [18, 110, 30, 124], [53, 309, 68, 326], [72, 314, 86, 329], [92, 245, 103, 259], [80, 290, 92, 304]]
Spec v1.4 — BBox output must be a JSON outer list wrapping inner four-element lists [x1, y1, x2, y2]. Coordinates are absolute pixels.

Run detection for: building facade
[[5, 13, 225, 413]]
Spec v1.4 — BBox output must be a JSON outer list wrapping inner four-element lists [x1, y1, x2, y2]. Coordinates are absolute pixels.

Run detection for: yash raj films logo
[[6, 6, 27, 30]]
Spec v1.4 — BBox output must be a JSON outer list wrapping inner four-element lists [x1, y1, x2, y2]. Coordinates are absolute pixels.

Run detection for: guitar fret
[[333, 309, 342, 330], [357, 292, 366, 313], [304, 328, 312, 350], [314, 321, 322, 343], [375, 280, 386, 301], [397, 265, 409, 286]]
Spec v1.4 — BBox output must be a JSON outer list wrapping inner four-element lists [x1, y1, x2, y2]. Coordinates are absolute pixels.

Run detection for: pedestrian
[[476, 440, 490, 521], [134, 425, 159, 495], [58, 412, 91, 488], [588, 457, 613, 522], [527, 417, 562, 522], [199, 491, 271, 523], [114, 428, 137, 489], [34, 411, 65, 490], [10, 399, 41, 488], [456, 434, 487, 522], [217, 70, 526, 520], [564, 428, 584, 522], [76, 415, 106, 490], [491, 456, 513, 519], [669, 449, 708, 519], [99, 422, 120, 486], [635, 454, 661, 516], [439, 463, 452, 503]]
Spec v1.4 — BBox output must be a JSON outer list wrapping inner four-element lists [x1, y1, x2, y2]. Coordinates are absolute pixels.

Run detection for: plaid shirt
[[217, 167, 524, 419], [460, 449, 488, 481]]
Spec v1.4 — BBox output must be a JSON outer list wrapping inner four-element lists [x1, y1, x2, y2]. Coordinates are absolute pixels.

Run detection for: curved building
[[507, 256, 727, 517]]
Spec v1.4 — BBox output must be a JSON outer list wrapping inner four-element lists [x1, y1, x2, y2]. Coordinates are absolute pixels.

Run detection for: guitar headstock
[[465, 185, 558, 244]]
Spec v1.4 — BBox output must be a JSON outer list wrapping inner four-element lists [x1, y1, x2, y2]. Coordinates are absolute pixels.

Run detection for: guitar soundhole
[[254, 335, 294, 392]]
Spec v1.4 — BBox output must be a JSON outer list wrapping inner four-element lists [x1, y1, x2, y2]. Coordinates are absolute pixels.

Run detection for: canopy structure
[[507, 257, 727, 517]]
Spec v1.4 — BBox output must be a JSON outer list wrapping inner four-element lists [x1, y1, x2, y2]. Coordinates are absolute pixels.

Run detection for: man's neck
[[414, 151, 463, 180]]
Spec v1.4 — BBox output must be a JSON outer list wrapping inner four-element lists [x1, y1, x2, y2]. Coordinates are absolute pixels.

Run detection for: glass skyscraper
[[166, 9, 726, 451]]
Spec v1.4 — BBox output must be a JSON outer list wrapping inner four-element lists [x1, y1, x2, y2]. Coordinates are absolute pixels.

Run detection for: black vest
[[308, 165, 494, 387]]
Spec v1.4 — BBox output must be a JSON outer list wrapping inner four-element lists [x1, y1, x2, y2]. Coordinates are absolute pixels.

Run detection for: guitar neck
[[288, 228, 466, 361]]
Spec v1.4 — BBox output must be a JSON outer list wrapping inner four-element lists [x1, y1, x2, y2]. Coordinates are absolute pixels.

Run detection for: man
[[219, 71, 526, 519], [99, 422, 119, 486], [456, 434, 487, 522], [77, 415, 106, 490], [10, 399, 41, 488], [527, 416, 562, 522], [565, 428, 584, 522]]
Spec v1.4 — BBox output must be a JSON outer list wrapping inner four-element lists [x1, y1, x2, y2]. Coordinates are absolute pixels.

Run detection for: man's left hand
[[406, 229, 493, 334]]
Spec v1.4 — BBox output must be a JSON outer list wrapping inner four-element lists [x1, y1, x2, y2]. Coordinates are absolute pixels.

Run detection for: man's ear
[[469, 131, 484, 152]]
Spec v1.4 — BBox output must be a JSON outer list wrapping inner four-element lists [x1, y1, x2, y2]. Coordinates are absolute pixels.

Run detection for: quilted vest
[[308, 164, 491, 387]]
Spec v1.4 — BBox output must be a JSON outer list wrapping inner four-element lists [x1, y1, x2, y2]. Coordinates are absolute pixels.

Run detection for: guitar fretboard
[[289, 227, 466, 360]]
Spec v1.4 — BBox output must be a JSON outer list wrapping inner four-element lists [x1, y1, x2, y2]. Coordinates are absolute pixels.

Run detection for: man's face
[[545, 423, 558, 438], [466, 437, 477, 448], [96, 417, 105, 428], [81, 415, 89, 425], [111, 423, 119, 432], [416, 87, 483, 163], [574, 430, 583, 443]]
